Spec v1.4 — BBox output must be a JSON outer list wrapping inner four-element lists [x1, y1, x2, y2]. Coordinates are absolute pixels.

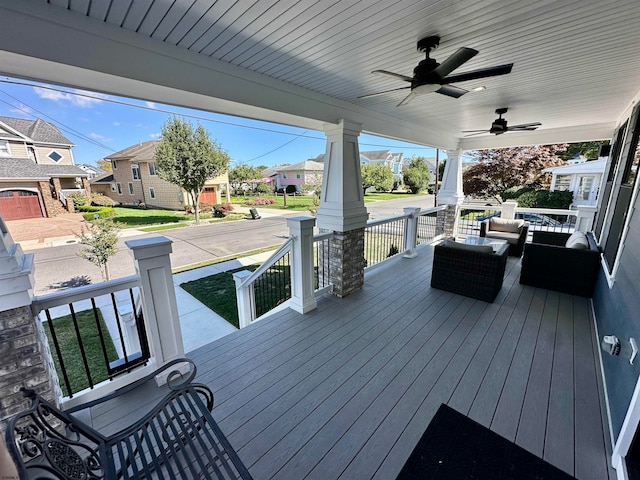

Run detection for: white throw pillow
[[565, 232, 589, 249]]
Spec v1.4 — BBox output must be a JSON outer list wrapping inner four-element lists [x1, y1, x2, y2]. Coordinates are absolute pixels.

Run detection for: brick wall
[[0, 306, 60, 431], [329, 228, 365, 298], [37, 181, 65, 217], [436, 204, 457, 237]]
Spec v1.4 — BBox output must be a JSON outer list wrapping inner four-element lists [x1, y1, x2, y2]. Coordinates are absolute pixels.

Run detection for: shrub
[[81, 207, 116, 221], [90, 194, 117, 206], [502, 185, 535, 201], [517, 189, 573, 209], [213, 202, 234, 217], [245, 197, 276, 206], [255, 183, 271, 194], [68, 192, 89, 207], [198, 201, 213, 213]]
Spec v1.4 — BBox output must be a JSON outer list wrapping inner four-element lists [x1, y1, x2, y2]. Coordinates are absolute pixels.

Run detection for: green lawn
[[363, 192, 427, 201], [231, 194, 315, 211], [181, 264, 261, 328], [43, 309, 118, 397], [112, 206, 191, 226]]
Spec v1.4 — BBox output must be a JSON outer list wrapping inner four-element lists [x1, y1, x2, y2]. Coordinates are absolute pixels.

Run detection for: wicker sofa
[[431, 238, 509, 302], [519, 231, 601, 297], [480, 217, 530, 256]]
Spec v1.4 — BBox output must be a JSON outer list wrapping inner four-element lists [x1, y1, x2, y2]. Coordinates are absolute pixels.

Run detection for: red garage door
[[0, 190, 43, 220], [200, 187, 219, 205]]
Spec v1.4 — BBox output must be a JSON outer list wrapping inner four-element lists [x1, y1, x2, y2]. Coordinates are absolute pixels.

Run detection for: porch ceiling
[[0, 1, 639, 150]]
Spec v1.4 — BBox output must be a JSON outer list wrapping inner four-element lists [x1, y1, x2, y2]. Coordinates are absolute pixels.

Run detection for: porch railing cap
[[126, 237, 173, 259]]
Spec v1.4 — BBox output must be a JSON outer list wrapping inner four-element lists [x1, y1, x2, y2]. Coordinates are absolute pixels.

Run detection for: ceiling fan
[[358, 36, 513, 106], [463, 108, 542, 136]]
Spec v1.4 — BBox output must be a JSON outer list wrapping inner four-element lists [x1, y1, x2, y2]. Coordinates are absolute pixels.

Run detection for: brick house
[[0, 116, 89, 220], [92, 140, 230, 209]]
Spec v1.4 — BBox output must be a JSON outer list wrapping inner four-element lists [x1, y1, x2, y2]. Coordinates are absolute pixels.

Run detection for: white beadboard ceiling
[[0, 0, 639, 150]]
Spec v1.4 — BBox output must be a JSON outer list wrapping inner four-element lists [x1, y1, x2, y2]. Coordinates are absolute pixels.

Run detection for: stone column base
[[330, 228, 365, 298], [436, 204, 458, 238]]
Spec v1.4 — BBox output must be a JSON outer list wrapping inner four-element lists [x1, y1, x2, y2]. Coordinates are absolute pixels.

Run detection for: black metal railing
[[253, 252, 291, 318], [364, 216, 407, 269], [417, 208, 442, 245], [33, 277, 150, 398], [457, 207, 502, 236], [456, 206, 577, 237], [313, 232, 332, 292]]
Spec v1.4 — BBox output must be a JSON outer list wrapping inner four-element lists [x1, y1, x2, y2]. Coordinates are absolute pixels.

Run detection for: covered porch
[[86, 243, 612, 479]]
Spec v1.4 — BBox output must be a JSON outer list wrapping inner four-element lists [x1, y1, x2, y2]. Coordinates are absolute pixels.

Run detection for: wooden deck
[[89, 244, 613, 479]]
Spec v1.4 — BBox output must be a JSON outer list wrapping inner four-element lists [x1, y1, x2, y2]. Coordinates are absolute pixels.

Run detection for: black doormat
[[396, 404, 576, 480]]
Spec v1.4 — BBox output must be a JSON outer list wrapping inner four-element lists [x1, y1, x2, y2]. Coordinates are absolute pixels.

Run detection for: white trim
[[131, 164, 140, 180], [612, 373, 640, 479], [116, 182, 122, 195], [591, 299, 615, 449], [149, 187, 155, 199], [128, 182, 134, 195], [0, 139, 11, 156]]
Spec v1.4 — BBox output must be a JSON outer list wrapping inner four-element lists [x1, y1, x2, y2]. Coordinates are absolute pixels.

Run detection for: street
[[30, 195, 435, 295]]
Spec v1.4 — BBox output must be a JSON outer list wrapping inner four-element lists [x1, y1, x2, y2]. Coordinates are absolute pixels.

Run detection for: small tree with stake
[[155, 116, 231, 225], [77, 219, 120, 281]]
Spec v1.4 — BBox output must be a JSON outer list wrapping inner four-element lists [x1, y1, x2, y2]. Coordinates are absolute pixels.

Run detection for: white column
[[126, 237, 184, 385], [316, 119, 369, 231], [403, 207, 421, 258], [576, 205, 597, 232], [287, 216, 317, 314], [233, 270, 255, 328], [501, 201, 517, 220], [437, 149, 465, 206], [0, 216, 34, 310]]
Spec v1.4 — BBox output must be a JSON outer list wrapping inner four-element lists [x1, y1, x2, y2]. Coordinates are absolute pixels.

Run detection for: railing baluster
[[68, 303, 94, 390], [91, 297, 114, 381], [44, 309, 73, 398], [111, 292, 129, 366]]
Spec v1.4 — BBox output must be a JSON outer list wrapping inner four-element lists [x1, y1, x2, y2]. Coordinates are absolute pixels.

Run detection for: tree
[[77, 219, 120, 281], [361, 163, 394, 193], [229, 163, 261, 194], [403, 157, 431, 194], [558, 141, 609, 161], [155, 116, 231, 224], [96, 158, 112, 172], [301, 173, 323, 215], [463, 145, 567, 202]]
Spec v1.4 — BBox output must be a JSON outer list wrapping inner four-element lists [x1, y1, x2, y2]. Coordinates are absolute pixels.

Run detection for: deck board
[[88, 243, 613, 479]]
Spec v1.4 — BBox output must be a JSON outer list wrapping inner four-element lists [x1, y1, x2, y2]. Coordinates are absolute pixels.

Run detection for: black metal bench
[[5, 358, 253, 480]]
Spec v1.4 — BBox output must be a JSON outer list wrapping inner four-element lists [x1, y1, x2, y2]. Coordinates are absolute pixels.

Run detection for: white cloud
[[9, 103, 34, 117], [88, 132, 111, 143], [150, 133, 161, 139], [113, 121, 121, 126], [145, 101, 156, 109], [34, 87, 106, 108]]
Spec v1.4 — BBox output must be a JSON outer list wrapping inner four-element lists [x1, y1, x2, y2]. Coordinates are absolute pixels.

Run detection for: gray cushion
[[442, 239, 493, 254], [565, 231, 589, 249], [489, 217, 524, 233], [484, 231, 520, 245]]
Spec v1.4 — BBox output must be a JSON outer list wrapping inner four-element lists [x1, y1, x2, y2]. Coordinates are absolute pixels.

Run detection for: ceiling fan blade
[[372, 70, 414, 82], [508, 122, 542, 129], [357, 86, 411, 99], [508, 126, 540, 131], [441, 63, 513, 84], [436, 84, 468, 98], [397, 92, 417, 106], [433, 47, 478, 78], [462, 129, 491, 133], [464, 131, 490, 137]]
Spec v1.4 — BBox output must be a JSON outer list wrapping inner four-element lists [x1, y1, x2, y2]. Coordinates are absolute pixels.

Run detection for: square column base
[[330, 228, 365, 298]]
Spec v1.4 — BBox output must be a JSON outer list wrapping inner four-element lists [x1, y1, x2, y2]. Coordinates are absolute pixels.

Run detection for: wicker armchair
[[480, 218, 529, 256], [519, 231, 601, 297], [430, 238, 509, 302]]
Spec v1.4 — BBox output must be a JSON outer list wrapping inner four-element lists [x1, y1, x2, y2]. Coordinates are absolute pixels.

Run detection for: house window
[[48, 150, 63, 162], [128, 182, 134, 195], [148, 162, 157, 176], [116, 183, 122, 195], [0, 140, 10, 156], [296, 173, 301, 179], [112, 160, 118, 170], [554, 175, 571, 191], [110, 183, 116, 192], [132, 165, 141, 180], [283, 173, 287, 179], [577, 176, 594, 200], [149, 187, 156, 199]]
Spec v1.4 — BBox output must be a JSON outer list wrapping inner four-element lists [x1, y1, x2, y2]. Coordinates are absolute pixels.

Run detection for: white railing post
[[126, 237, 184, 385], [287, 216, 317, 314], [403, 207, 421, 258], [501, 201, 517, 219], [576, 205, 597, 232], [233, 270, 256, 328]]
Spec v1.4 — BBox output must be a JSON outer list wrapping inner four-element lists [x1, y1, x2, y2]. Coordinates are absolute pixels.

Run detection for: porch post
[[316, 119, 369, 298], [576, 205, 597, 232], [403, 207, 421, 258], [126, 237, 184, 385], [287, 217, 317, 313], [437, 149, 465, 237], [0, 216, 61, 427], [501, 201, 517, 220], [233, 270, 256, 328]]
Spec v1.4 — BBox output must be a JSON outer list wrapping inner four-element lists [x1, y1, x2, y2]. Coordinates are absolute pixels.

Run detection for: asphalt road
[[31, 195, 435, 295]]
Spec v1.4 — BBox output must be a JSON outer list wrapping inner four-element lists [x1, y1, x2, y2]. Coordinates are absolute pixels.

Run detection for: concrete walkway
[[173, 250, 279, 352]]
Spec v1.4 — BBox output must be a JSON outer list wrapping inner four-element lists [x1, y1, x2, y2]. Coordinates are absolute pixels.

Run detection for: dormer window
[[48, 150, 63, 162], [132, 165, 141, 180], [0, 140, 11, 157]]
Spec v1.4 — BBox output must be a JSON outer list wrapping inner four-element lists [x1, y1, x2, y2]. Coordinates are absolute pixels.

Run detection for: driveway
[[5, 213, 87, 244]]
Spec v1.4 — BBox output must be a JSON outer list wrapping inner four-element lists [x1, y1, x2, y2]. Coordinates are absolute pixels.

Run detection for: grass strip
[[44, 309, 118, 397], [139, 223, 189, 232], [171, 244, 281, 274]]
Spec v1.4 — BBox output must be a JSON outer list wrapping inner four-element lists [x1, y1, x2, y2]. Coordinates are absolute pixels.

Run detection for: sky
[[0, 76, 440, 169]]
